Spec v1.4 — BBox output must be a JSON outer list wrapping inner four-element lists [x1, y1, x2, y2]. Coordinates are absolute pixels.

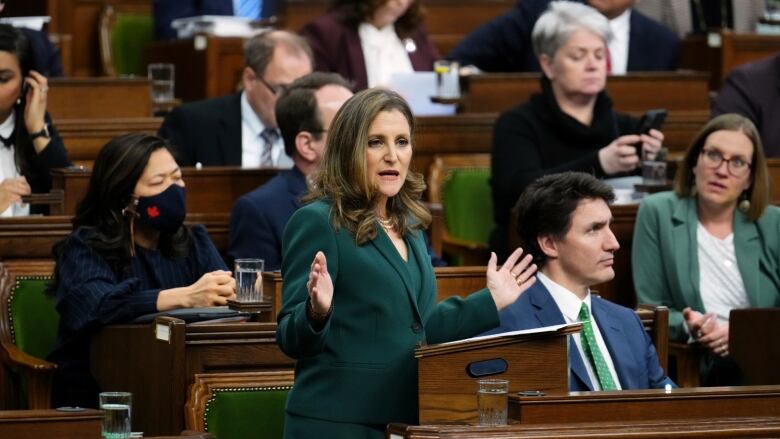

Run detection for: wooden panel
[[57, 117, 162, 167], [464, 72, 711, 114], [0, 409, 102, 439], [49, 78, 153, 119], [388, 416, 780, 438], [510, 386, 780, 424], [730, 309, 780, 385]]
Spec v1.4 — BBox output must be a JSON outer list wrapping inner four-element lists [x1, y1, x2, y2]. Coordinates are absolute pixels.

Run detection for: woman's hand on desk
[[486, 248, 537, 311], [0, 176, 31, 212], [157, 270, 236, 310], [307, 251, 333, 316], [683, 307, 730, 357]]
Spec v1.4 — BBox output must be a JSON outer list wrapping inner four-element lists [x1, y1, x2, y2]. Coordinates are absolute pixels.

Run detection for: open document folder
[[420, 322, 582, 352]]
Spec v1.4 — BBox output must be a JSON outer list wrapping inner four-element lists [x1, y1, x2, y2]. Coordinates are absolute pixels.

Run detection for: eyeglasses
[[699, 148, 752, 177], [254, 75, 288, 96]]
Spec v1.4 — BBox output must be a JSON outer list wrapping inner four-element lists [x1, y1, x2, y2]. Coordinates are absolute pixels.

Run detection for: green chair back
[[204, 386, 291, 439], [110, 14, 153, 76], [442, 168, 494, 245], [9, 276, 58, 360]]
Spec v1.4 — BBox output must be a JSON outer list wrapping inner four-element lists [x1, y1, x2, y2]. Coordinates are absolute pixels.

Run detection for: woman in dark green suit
[[276, 88, 538, 438]]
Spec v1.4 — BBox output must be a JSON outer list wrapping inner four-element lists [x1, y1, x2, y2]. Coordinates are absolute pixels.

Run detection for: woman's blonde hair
[[306, 88, 431, 244], [673, 113, 770, 221]]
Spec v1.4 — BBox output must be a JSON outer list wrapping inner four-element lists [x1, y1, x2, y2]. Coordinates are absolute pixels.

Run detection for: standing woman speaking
[[0, 24, 69, 215], [277, 88, 537, 438]]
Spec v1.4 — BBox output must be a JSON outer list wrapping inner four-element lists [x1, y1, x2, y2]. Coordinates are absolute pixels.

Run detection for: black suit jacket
[[158, 93, 242, 166], [447, 0, 679, 72], [20, 28, 64, 77]]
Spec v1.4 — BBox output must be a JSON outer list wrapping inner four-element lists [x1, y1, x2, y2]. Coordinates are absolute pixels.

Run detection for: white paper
[[434, 322, 578, 348]]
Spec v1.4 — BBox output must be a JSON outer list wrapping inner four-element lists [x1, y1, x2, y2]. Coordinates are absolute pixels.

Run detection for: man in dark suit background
[[158, 30, 312, 167], [0, 0, 63, 77], [483, 172, 674, 391], [153, 0, 277, 40], [448, 0, 679, 74], [228, 72, 353, 270]]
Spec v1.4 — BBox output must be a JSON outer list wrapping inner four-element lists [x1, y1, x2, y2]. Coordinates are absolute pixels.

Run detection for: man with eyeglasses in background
[[159, 30, 313, 167]]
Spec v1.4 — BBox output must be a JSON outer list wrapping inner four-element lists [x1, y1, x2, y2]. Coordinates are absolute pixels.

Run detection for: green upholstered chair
[[186, 371, 294, 439], [428, 154, 492, 266], [0, 260, 57, 409], [99, 5, 154, 76]]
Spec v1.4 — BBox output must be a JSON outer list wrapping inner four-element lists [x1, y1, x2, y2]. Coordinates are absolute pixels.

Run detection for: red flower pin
[[147, 206, 160, 218]]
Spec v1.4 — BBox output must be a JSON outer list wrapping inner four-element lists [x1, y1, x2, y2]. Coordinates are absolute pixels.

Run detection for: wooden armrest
[[0, 341, 57, 371]]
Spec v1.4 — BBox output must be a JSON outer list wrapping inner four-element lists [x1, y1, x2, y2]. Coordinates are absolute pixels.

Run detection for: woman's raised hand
[[23, 71, 49, 136], [307, 251, 333, 315], [486, 248, 537, 311]]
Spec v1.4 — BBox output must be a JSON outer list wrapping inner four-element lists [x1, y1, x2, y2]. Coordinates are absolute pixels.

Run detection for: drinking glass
[[235, 258, 264, 302], [99, 391, 131, 439], [477, 379, 508, 426]]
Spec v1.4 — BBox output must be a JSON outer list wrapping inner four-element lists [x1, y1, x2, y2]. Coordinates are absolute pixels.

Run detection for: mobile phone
[[634, 109, 667, 156]]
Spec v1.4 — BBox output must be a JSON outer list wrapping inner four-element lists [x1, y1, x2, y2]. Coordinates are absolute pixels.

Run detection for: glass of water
[[235, 258, 264, 302], [99, 391, 131, 439], [147, 63, 175, 103], [477, 379, 508, 426]]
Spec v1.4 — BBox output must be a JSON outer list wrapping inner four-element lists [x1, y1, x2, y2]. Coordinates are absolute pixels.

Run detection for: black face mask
[[135, 184, 186, 234]]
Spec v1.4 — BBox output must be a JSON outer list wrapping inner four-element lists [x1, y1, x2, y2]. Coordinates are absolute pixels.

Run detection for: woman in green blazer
[[633, 114, 780, 384], [276, 88, 537, 438]]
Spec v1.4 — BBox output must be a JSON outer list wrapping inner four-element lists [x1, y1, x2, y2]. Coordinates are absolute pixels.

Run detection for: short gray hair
[[244, 30, 313, 74], [531, 1, 613, 59]]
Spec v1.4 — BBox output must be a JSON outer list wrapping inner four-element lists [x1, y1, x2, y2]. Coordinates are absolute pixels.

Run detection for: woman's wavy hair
[[329, 0, 424, 38], [305, 87, 430, 244], [0, 24, 37, 180], [48, 134, 191, 294], [673, 113, 769, 221]]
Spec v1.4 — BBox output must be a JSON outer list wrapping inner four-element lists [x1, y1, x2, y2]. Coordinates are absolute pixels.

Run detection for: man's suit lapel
[[591, 298, 635, 389], [370, 228, 422, 321], [219, 93, 243, 166], [672, 196, 704, 310], [529, 284, 594, 391]]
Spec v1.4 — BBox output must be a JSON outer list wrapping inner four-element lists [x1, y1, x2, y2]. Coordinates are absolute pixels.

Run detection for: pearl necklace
[[377, 216, 393, 229]]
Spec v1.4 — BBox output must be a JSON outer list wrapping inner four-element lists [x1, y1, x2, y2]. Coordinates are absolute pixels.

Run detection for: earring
[[15, 97, 20, 105], [738, 191, 751, 213]]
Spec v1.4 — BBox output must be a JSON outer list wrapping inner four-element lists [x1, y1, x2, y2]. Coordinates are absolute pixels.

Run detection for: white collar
[[358, 21, 399, 47], [537, 271, 592, 323], [609, 9, 632, 35], [0, 109, 15, 139], [240, 91, 268, 136]]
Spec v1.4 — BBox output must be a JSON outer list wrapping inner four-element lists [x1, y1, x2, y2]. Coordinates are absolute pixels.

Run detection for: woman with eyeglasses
[[632, 113, 780, 385]]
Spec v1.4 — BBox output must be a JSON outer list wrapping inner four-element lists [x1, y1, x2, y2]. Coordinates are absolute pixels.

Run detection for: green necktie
[[578, 302, 617, 390]]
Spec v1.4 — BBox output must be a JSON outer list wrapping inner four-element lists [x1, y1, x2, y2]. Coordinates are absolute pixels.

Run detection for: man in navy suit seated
[[484, 172, 675, 391], [228, 72, 353, 270], [448, 0, 678, 74]]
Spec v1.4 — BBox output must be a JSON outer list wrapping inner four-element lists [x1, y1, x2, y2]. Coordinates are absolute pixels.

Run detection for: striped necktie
[[259, 128, 278, 166], [235, 0, 261, 19], [578, 302, 617, 390]]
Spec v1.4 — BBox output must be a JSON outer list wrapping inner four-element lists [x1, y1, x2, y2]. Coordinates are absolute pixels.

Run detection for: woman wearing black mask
[[47, 133, 235, 408]]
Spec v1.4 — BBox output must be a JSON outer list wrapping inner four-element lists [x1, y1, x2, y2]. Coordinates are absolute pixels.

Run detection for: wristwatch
[[29, 124, 50, 141]]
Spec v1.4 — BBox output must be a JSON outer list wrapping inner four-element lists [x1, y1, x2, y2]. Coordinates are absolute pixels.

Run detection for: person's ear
[[537, 234, 558, 259], [242, 67, 256, 92], [539, 54, 555, 81], [295, 131, 317, 162]]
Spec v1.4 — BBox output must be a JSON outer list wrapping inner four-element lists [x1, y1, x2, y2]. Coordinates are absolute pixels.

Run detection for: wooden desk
[[730, 308, 780, 385], [462, 72, 711, 114], [51, 166, 278, 215], [681, 30, 780, 89], [509, 385, 780, 424], [49, 78, 153, 119], [90, 318, 294, 436], [388, 416, 780, 438], [0, 409, 102, 439], [57, 117, 162, 168]]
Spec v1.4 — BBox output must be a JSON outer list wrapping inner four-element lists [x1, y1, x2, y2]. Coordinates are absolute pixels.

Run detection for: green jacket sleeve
[[276, 204, 340, 359], [424, 288, 500, 344], [632, 196, 687, 340]]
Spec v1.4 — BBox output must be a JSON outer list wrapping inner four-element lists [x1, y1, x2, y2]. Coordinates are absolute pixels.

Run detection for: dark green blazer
[[632, 191, 780, 340], [276, 200, 499, 426]]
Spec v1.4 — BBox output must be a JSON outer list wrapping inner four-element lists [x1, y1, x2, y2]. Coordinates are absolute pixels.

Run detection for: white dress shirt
[[608, 9, 631, 75], [240, 92, 292, 168], [697, 222, 750, 325], [538, 272, 622, 390], [0, 110, 29, 217], [358, 22, 414, 88]]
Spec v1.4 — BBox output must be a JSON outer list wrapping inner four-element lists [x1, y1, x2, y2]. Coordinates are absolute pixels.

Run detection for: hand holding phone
[[634, 109, 667, 158]]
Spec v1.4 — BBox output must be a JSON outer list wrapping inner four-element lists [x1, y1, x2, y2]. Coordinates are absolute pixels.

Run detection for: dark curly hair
[[329, 0, 425, 38]]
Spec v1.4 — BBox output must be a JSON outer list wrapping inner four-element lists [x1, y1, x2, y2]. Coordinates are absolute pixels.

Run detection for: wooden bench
[[49, 78, 153, 119], [57, 117, 162, 168]]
